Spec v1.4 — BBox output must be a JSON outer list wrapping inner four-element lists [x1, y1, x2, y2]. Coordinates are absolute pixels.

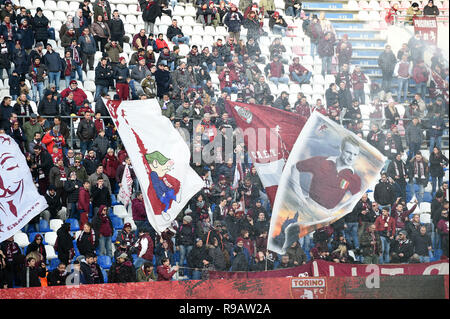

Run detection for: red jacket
[[385, 7, 398, 24], [136, 233, 154, 261], [289, 62, 309, 81], [157, 264, 177, 281], [155, 38, 169, 50], [351, 71, 367, 90], [77, 187, 91, 213], [413, 65, 429, 84], [375, 215, 396, 237], [102, 154, 119, 179], [132, 197, 147, 221], [218, 69, 238, 89], [60, 87, 87, 107], [41, 131, 66, 156]]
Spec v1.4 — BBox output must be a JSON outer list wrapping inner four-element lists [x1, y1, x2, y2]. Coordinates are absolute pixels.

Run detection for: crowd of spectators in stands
[[0, 0, 448, 288]]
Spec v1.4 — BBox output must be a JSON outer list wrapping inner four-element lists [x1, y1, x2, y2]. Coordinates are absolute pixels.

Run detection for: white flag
[[117, 164, 133, 207], [104, 99, 204, 234], [268, 112, 386, 255], [0, 134, 48, 242]]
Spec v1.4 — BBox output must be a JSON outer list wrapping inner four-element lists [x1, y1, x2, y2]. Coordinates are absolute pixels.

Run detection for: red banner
[[225, 101, 307, 205], [413, 16, 438, 44], [209, 259, 449, 279]]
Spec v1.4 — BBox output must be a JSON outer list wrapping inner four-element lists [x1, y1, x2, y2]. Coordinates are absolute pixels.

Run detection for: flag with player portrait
[[268, 112, 386, 255]]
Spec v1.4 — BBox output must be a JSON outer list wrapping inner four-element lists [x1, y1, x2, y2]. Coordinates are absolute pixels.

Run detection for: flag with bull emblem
[[0, 134, 48, 242]]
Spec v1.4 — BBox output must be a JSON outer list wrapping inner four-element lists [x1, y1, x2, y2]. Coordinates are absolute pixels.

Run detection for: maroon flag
[[429, 69, 449, 104], [225, 101, 307, 205], [413, 16, 438, 45]]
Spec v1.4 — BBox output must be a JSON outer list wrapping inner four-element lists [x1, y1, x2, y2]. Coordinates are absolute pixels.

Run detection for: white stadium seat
[[33, 0, 45, 9], [45, 245, 58, 260], [50, 219, 63, 232], [54, 11, 68, 21], [45, 232, 58, 246], [57, 1, 70, 12], [113, 205, 128, 219], [14, 232, 30, 248]]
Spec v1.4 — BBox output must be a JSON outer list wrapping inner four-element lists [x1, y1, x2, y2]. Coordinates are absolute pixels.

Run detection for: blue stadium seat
[[39, 219, 51, 232], [111, 229, 118, 243], [102, 269, 108, 283], [111, 216, 124, 230], [66, 218, 80, 231], [423, 192, 432, 203], [111, 194, 119, 206], [97, 255, 112, 269], [48, 258, 61, 271]]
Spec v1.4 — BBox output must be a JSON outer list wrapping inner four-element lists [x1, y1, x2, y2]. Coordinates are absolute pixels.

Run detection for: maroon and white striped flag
[[225, 101, 307, 206]]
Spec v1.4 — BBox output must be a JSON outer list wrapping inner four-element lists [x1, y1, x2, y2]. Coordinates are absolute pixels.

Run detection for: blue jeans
[[222, 86, 238, 94], [429, 136, 442, 154], [95, 85, 108, 100], [31, 82, 45, 103], [192, 269, 201, 280], [353, 89, 365, 104], [172, 36, 190, 46], [380, 236, 391, 264], [299, 234, 312, 252], [80, 140, 93, 157], [416, 81, 427, 98], [286, 6, 301, 17], [397, 78, 409, 103], [321, 56, 332, 76], [431, 176, 443, 196], [272, 24, 287, 36], [48, 71, 61, 90], [345, 222, 359, 249], [269, 77, 289, 85], [99, 235, 112, 257], [310, 42, 317, 57], [178, 245, 193, 267], [411, 179, 425, 203], [291, 71, 312, 84]]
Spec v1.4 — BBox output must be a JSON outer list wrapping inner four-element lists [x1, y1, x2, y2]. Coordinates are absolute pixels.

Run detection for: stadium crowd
[[0, 0, 449, 288]]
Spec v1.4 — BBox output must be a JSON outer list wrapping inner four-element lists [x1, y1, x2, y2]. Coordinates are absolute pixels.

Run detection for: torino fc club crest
[[234, 105, 253, 124], [290, 278, 327, 299]]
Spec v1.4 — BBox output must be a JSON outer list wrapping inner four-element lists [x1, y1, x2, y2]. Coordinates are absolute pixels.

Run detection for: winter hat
[[236, 237, 244, 244], [138, 56, 145, 61], [390, 124, 397, 130], [48, 185, 56, 191], [119, 56, 126, 62], [273, 11, 280, 18], [118, 253, 128, 259], [124, 222, 132, 229], [70, 80, 77, 85], [183, 215, 192, 223], [36, 7, 43, 12], [399, 230, 408, 236]]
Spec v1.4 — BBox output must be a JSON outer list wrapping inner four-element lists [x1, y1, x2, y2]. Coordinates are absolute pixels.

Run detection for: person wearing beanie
[[33, 8, 50, 47], [108, 251, 136, 283], [231, 245, 248, 271], [423, 0, 440, 16], [224, 4, 244, 43], [390, 230, 414, 263]]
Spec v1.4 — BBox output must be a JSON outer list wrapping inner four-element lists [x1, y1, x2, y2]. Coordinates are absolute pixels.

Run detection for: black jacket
[[108, 261, 136, 283], [44, 191, 63, 218], [374, 180, 396, 206], [90, 185, 112, 208], [175, 223, 196, 246], [187, 245, 208, 269], [47, 268, 68, 286], [20, 266, 46, 287], [64, 179, 83, 203], [38, 97, 59, 116], [95, 63, 113, 87]]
